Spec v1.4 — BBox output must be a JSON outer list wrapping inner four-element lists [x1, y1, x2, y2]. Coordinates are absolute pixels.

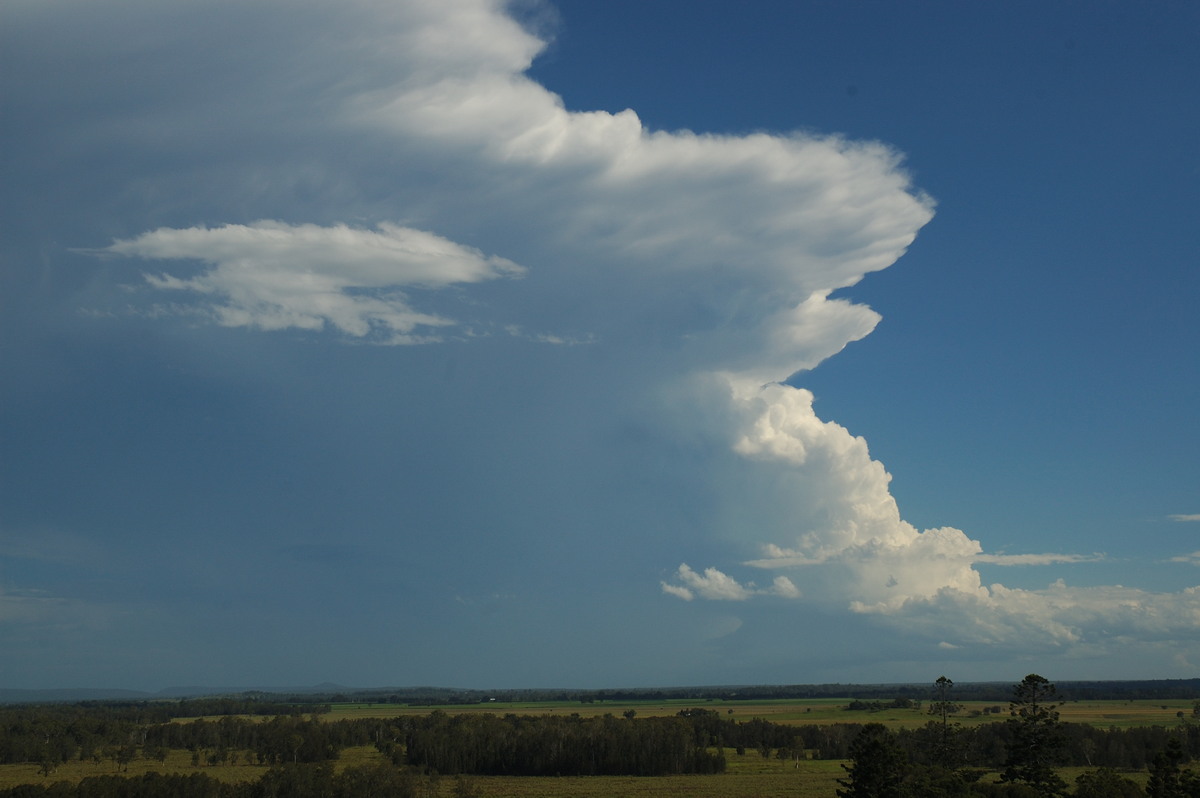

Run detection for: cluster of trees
[[847, 698, 918, 712], [398, 711, 724, 776], [893, 715, 1200, 771], [142, 716, 358, 766], [0, 701, 321, 766], [4, 710, 737, 779], [838, 674, 1200, 798], [2, 714, 368, 774], [0, 763, 439, 798]]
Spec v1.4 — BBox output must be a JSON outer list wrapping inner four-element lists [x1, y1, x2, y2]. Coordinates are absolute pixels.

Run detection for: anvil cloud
[[3, 0, 1198, 688]]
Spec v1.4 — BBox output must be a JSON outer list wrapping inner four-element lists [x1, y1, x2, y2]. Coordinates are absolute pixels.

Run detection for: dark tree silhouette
[[1002, 674, 1067, 797], [837, 722, 906, 798], [929, 675, 965, 769]]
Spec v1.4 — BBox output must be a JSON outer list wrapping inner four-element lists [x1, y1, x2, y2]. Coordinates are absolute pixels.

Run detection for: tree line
[[6, 701, 1200, 774], [0, 704, 326, 768], [397, 711, 724, 776]]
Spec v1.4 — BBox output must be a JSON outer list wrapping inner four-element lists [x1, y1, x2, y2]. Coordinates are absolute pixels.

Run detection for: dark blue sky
[[2, 0, 1198, 690]]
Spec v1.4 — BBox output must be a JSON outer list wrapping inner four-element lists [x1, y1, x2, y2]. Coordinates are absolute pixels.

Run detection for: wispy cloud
[[1170, 514, 1200, 523], [0, 588, 69, 625], [974, 553, 1105, 566], [100, 221, 523, 342]]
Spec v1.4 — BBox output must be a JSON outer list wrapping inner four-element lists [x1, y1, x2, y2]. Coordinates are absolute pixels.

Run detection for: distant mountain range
[[4, 678, 1199, 705], [0, 683, 355, 704]]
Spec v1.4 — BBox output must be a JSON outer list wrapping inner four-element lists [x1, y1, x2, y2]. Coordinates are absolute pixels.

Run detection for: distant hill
[[0, 688, 154, 704], [4, 679, 1200, 706], [0, 683, 355, 705]]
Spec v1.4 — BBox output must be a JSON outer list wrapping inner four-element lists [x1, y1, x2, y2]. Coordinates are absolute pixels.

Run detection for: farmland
[[2, 693, 1194, 796], [322, 695, 1196, 729], [0, 745, 849, 797]]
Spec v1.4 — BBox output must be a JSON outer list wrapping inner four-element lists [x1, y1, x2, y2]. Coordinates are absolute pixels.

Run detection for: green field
[[322, 696, 1195, 729]]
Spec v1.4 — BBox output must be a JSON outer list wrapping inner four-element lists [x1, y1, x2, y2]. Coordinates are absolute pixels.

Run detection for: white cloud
[[339, 0, 932, 379], [91, 0, 930, 369], [660, 582, 696, 602], [1170, 514, 1200, 522], [662, 374, 1200, 655], [974, 553, 1105, 566], [663, 565, 752, 602], [730, 382, 910, 550], [770, 576, 802, 599], [660, 565, 801, 602], [875, 581, 1200, 649], [104, 221, 523, 341]]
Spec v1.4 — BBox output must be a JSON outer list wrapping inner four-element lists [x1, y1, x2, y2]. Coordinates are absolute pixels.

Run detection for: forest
[[1, 676, 1199, 796]]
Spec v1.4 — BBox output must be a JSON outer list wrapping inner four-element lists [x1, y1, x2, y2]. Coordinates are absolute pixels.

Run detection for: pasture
[[323, 695, 1195, 730]]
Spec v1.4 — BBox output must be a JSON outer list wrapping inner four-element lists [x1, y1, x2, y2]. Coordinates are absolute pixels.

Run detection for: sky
[[2, 0, 1198, 691]]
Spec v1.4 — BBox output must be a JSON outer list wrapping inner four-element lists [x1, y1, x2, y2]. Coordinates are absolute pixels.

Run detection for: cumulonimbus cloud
[[70, 0, 1199, 661]]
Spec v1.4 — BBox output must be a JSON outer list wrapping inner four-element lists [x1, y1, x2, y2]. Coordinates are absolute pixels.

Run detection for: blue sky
[[2, 0, 1198, 691]]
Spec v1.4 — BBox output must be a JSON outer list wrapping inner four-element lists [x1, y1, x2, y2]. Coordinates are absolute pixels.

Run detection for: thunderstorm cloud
[[76, 0, 1200, 661], [4, 0, 1198, 685]]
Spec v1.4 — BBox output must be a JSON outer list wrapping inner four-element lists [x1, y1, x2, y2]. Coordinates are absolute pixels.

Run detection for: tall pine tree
[[1001, 673, 1067, 797]]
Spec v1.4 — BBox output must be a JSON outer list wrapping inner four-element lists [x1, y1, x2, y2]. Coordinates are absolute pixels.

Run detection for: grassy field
[[323, 696, 1196, 730]]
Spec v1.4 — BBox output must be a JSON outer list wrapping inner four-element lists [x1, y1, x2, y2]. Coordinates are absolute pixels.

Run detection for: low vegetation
[[1, 677, 1198, 796]]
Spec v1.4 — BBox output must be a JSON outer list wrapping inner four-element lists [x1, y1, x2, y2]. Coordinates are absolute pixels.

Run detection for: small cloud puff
[[661, 565, 800, 602]]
